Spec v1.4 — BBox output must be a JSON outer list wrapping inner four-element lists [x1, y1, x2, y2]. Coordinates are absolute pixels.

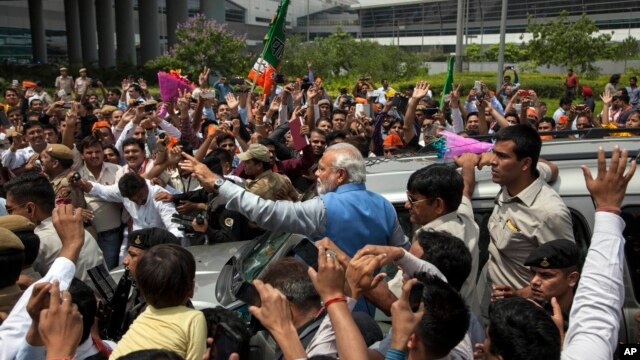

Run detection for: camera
[[171, 213, 205, 238], [229, 77, 245, 86], [71, 172, 81, 182], [144, 103, 157, 112]]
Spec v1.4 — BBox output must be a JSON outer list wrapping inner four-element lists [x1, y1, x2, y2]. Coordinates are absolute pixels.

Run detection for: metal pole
[[455, 0, 465, 72], [306, 0, 310, 42], [496, 0, 508, 91]]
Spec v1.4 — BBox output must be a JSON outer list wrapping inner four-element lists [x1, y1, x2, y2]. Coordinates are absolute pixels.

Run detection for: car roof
[[365, 137, 640, 204]]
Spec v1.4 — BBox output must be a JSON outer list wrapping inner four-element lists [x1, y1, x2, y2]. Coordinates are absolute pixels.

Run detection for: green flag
[[261, 0, 290, 68], [440, 56, 455, 107]]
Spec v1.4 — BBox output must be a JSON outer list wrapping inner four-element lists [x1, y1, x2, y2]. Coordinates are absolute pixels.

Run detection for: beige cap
[[46, 144, 74, 161], [0, 215, 35, 233], [0, 228, 25, 251], [238, 143, 270, 163]]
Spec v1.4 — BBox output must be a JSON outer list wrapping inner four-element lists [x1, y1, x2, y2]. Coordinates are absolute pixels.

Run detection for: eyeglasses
[[406, 193, 431, 206], [6, 202, 28, 214]]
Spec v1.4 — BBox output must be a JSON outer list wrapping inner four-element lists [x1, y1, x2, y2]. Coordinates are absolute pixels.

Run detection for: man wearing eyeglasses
[[404, 155, 482, 317]]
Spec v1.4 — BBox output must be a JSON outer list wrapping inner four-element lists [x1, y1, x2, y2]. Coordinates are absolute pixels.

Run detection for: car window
[[242, 232, 290, 282], [622, 206, 640, 303]]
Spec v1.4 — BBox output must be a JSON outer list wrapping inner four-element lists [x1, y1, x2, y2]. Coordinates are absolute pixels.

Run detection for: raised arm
[[404, 81, 430, 144], [562, 147, 636, 359]]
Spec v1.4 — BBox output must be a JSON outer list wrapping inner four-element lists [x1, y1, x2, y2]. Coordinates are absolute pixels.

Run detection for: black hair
[[103, 144, 121, 160], [332, 108, 347, 117], [4, 172, 55, 215], [609, 74, 621, 84], [416, 230, 472, 292], [203, 148, 232, 176], [619, 93, 631, 105], [135, 244, 195, 308], [344, 135, 370, 158], [24, 120, 43, 132], [118, 172, 147, 199], [79, 135, 103, 153], [559, 97, 572, 107], [493, 124, 541, 176], [128, 83, 143, 94], [201, 307, 252, 360], [4, 88, 18, 97], [631, 76, 638, 82], [258, 137, 277, 148], [407, 164, 463, 213], [537, 117, 556, 128], [466, 111, 479, 121], [6, 107, 22, 117], [504, 110, 520, 121], [487, 297, 561, 360], [215, 132, 235, 145], [326, 130, 349, 145], [122, 137, 145, 152], [0, 250, 25, 288], [414, 273, 469, 358], [13, 230, 40, 266], [69, 278, 97, 343], [109, 88, 122, 96], [260, 257, 321, 310], [117, 349, 183, 360]]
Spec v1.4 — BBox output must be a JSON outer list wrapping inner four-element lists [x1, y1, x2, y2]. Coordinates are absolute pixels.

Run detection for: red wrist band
[[596, 206, 621, 215], [323, 295, 347, 309]]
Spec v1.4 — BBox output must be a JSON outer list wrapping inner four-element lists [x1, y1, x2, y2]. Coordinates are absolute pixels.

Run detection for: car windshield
[[241, 232, 290, 281]]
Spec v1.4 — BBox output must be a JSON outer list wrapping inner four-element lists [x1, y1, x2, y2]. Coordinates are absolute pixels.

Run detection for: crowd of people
[[0, 64, 637, 360]]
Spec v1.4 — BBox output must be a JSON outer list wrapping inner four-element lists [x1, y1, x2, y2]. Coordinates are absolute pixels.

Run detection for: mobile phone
[[62, 102, 72, 109], [12, 80, 18, 87], [144, 103, 157, 112], [474, 81, 482, 92], [200, 92, 215, 100], [519, 89, 532, 97], [409, 281, 424, 312], [292, 238, 319, 268], [233, 282, 261, 307], [575, 104, 587, 112], [366, 90, 377, 98], [212, 323, 243, 360]]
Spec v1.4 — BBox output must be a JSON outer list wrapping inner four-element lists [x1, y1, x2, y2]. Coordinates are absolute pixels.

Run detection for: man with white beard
[[179, 142, 408, 257]]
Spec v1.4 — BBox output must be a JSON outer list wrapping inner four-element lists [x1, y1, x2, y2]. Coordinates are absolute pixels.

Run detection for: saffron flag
[[440, 56, 455, 108], [248, 0, 289, 97]]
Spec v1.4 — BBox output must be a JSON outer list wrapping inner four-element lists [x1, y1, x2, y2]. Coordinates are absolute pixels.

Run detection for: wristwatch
[[213, 178, 225, 190]]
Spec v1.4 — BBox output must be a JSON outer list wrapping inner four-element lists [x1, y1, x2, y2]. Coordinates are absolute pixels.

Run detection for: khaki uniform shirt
[[419, 196, 482, 316], [74, 76, 92, 95], [55, 75, 74, 95], [487, 164, 574, 289], [245, 170, 301, 202], [34, 217, 106, 285], [51, 168, 86, 209]]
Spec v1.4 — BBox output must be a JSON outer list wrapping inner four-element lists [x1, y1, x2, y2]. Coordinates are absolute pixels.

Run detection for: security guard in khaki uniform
[[492, 239, 580, 317], [40, 143, 86, 209], [239, 143, 301, 202], [0, 215, 40, 289], [0, 228, 26, 314]]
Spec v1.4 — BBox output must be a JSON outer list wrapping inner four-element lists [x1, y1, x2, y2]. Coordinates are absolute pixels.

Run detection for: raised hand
[[412, 81, 430, 100], [600, 90, 613, 105], [179, 152, 219, 192], [581, 146, 636, 209], [389, 279, 426, 350], [225, 92, 239, 109], [199, 66, 211, 88], [38, 281, 83, 359]]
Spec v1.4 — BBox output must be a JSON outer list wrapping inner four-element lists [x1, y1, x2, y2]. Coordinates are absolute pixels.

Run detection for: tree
[[524, 11, 612, 73], [145, 14, 249, 78], [280, 30, 428, 85], [614, 36, 640, 71], [465, 43, 483, 62], [483, 43, 525, 62]]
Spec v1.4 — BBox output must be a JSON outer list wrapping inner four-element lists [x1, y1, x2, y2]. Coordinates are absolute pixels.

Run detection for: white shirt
[[552, 107, 566, 121], [1, 146, 35, 170], [88, 181, 184, 239], [561, 212, 625, 359], [0, 257, 76, 360], [79, 162, 123, 232]]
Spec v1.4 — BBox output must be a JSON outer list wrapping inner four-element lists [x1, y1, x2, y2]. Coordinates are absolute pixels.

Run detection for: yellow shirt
[[109, 305, 207, 360], [603, 122, 632, 137]]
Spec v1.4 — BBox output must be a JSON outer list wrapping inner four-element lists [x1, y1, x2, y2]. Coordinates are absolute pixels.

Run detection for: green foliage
[[483, 43, 526, 62], [280, 31, 428, 87], [465, 44, 483, 62], [524, 11, 612, 73], [145, 14, 249, 79], [613, 36, 640, 62]]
